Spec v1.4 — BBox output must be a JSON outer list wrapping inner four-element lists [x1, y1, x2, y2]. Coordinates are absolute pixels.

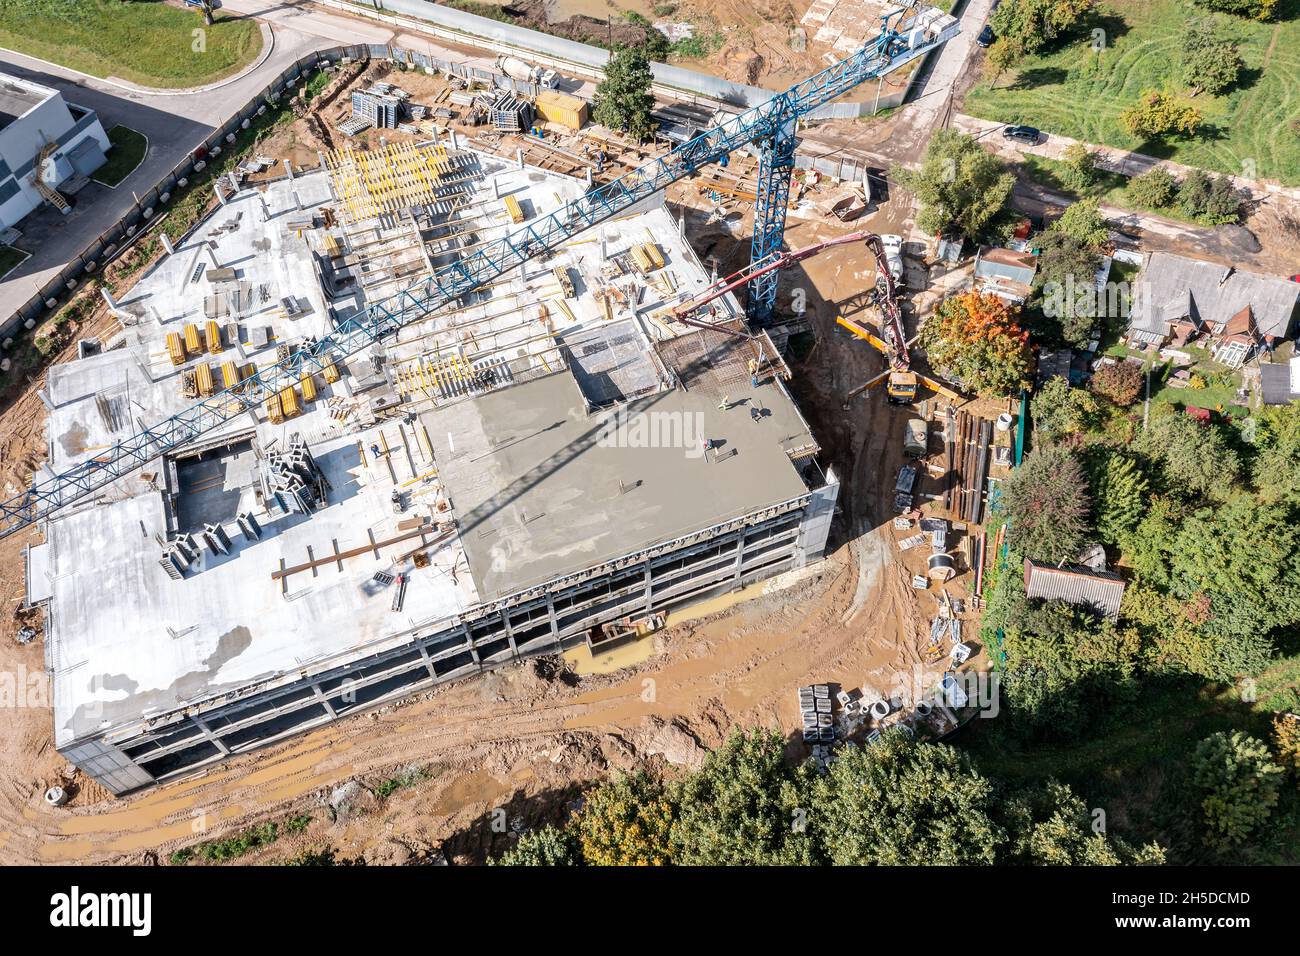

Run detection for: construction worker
[[718, 394, 730, 411], [371, 442, 382, 461]]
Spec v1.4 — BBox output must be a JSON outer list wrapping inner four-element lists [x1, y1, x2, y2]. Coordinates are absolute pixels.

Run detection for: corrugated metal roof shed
[[1023, 558, 1125, 621]]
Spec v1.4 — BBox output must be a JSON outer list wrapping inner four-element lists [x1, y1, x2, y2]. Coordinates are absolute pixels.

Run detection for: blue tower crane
[[0, 3, 957, 539]]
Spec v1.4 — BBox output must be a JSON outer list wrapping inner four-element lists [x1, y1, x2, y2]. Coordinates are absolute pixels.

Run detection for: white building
[[0, 73, 111, 230]]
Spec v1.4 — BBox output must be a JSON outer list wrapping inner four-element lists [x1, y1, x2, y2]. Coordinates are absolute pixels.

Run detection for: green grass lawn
[[92, 126, 148, 187], [0, 1, 263, 89], [0, 244, 28, 279], [965, 0, 1300, 185]]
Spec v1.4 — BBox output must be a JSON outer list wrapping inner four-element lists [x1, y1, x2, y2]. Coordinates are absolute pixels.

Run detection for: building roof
[[1023, 558, 1126, 621], [1128, 252, 1300, 343], [0, 74, 53, 131], [1260, 357, 1300, 406], [974, 245, 1038, 300]]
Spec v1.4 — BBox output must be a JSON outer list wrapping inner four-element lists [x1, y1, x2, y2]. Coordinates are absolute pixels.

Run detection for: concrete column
[[643, 560, 653, 614], [192, 717, 232, 756], [516, 147, 524, 169], [415, 641, 440, 681], [100, 287, 119, 312], [545, 592, 558, 639], [585, 167, 593, 188], [36, 389, 54, 411], [292, 190, 303, 210], [227, 171, 240, 194], [449, 128, 458, 150], [283, 159, 294, 179], [310, 681, 339, 718]]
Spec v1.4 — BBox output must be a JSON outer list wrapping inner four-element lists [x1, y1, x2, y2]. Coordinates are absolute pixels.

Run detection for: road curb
[[0, 21, 276, 98]]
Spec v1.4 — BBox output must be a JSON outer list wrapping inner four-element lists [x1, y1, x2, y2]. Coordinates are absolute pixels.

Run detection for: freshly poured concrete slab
[[425, 370, 810, 601]]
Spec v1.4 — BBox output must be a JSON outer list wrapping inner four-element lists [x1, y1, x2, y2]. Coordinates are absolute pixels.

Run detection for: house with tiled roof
[[1125, 252, 1300, 369]]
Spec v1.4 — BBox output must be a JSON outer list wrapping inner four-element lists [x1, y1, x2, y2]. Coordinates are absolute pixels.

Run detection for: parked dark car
[[976, 25, 995, 47], [1002, 124, 1041, 145]]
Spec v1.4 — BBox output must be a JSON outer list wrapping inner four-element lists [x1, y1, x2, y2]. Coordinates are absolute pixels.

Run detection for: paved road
[[0, 20, 328, 325]]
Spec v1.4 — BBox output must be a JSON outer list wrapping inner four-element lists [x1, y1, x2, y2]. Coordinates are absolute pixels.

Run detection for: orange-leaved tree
[[918, 291, 1032, 398]]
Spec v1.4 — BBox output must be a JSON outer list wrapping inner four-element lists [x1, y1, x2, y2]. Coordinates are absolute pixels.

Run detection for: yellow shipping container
[[535, 91, 588, 130], [166, 332, 186, 367], [182, 324, 201, 356]]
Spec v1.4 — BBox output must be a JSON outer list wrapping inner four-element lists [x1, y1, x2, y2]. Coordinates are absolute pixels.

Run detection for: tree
[[1249, 402, 1300, 504], [1272, 713, 1300, 784], [1060, 143, 1099, 193], [1031, 377, 1099, 442], [591, 45, 657, 141], [1192, 731, 1285, 850], [895, 130, 1015, 243], [1168, 495, 1300, 670], [1135, 411, 1241, 500], [1193, 0, 1277, 20], [1002, 446, 1093, 562], [1000, 780, 1166, 864], [808, 732, 1007, 865], [492, 826, 580, 866], [918, 291, 1032, 397], [573, 772, 674, 865], [1090, 361, 1143, 407], [985, 36, 1025, 84], [1034, 231, 1104, 347], [668, 728, 818, 865], [1177, 169, 1243, 225], [1120, 90, 1203, 139], [1127, 166, 1179, 209], [999, 594, 1144, 740], [990, 0, 1095, 55], [1051, 197, 1109, 249], [1181, 18, 1245, 95], [1091, 451, 1149, 546]]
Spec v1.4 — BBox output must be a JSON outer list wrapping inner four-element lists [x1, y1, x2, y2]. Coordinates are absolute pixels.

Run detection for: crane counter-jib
[[0, 5, 959, 538]]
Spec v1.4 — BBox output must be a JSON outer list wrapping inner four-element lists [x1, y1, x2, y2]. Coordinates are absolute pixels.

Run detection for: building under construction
[[26, 142, 839, 795]]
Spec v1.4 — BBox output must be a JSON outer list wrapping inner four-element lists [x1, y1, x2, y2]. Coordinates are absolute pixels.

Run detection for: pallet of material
[[300, 373, 318, 403], [195, 363, 216, 398], [182, 323, 202, 356], [503, 194, 525, 224], [166, 332, 186, 367], [220, 360, 242, 390], [279, 385, 301, 420], [323, 359, 341, 384], [205, 320, 223, 355]]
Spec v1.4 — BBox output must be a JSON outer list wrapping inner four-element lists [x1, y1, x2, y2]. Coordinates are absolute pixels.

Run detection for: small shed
[[1023, 558, 1126, 621]]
